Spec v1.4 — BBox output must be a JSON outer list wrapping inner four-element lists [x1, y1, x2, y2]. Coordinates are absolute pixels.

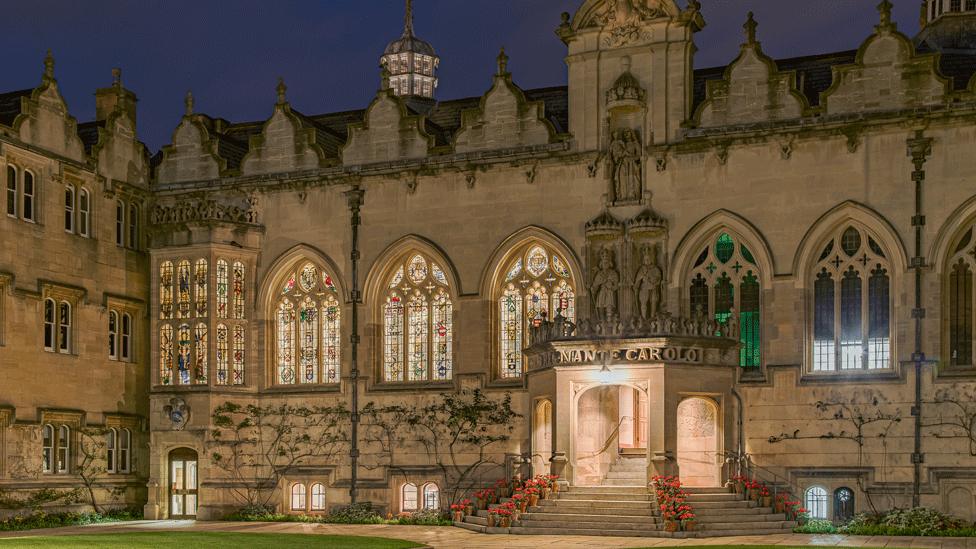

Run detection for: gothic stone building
[[4, 0, 976, 524]]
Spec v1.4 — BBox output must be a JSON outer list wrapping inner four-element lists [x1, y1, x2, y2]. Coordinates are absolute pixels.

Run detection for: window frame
[[78, 187, 90, 238], [121, 312, 132, 361], [22, 170, 35, 223], [115, 200, 125, 247], [401, 482, 418, 512], [310, 483, 326, 511], [422, 482, 439, 510], [58, 301, 72, 354], [945, 225, 975, 370], [56, 425, 70, 474], [290, 483, 307, 511], [804, 485, 829, 520], [273, 262, 341, 386], [42, 424, 54, 473], [6, 165, 17, 218], [109, 310, 119, 360], [63, 185, 74, 233], [106, 428, 117, 473]]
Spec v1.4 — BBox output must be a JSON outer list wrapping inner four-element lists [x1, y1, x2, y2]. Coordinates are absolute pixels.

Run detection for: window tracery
[[948, 225, 976, 368], [275, 262, 341, 385]]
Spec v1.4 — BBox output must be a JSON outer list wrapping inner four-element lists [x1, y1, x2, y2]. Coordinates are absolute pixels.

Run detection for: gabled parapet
[[11, 51, 86, 162], [453, 49, 556, 153], [341, 67, 433, 166], [156, 92, 226, 184], [90, 70, 149, 187], [821, 1, 949, 116], [694, 13, 807, 128], [240, 79, 326, 176]]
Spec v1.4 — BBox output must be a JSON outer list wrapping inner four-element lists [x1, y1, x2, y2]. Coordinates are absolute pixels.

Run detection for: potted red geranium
[[759, 485, 772, 507], [450, 503, 465, 522]]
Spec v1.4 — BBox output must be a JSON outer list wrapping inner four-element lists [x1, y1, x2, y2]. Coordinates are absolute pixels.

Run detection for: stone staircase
[[456, 457, 796, 538]]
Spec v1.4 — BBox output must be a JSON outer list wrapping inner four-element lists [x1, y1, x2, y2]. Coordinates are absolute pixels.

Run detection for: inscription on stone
[[556, 346, 703, 365]]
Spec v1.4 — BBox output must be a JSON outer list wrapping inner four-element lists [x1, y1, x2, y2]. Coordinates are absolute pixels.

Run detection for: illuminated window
[[948, 226, 975, 368], [310, 483, 326, 511], [401, 483, 418, 512], [275, 262, 340, 385], [291, 484, 306, 511], [805, 486, 828, 520]]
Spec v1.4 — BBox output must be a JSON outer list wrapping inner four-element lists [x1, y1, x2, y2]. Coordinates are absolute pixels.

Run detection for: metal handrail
[[720, 450, 802, 505]]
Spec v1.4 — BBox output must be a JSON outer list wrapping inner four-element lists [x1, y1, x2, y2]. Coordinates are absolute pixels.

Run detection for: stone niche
[[604, 56, 648, 206]]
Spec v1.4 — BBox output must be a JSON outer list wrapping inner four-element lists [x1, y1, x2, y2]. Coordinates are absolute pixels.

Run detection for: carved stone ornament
[[609, 128, 643, 203], [163, 398, 190, 431], [590, 0, 664, 47], [152, 197, 259, 225], [633, 245, 663, 319], [590, 247, 621, 320]]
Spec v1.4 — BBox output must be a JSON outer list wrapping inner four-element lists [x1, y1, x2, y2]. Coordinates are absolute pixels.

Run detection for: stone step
[[698, 519, 795, 530], [682, 486, 730, 494], [692, 506, 772, 516], [610, 462, 647, 472], [518, 519, 658, 532], [563, 486, 648, 495], [455, 520, 486, 533], [691, 500, 757, 509], [685, 492, 741, 502], [601, 478, 647, 486], [605, 470, 646, 479], [532, 503, 656, 515], [464, 515, 489, 526], [701, 526, 795, 537], [695, 513, 788, 523], [555, 493, 653, 502], [520, 511, 659, 523], [507, 526, 665, 538]]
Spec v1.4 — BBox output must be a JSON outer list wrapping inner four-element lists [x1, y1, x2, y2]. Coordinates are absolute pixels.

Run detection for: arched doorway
[[169, 448, 198, 519], [676, 397, 720, 487], [574, 384, 648, 486], [532, 399, 553, 475], [834, 487, 855, 523]]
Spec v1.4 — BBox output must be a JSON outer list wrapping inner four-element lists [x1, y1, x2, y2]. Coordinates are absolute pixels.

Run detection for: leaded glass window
[[948, 226, 976, 368], [177, 260, 191, 319], [233, 261, 246, 320], [687, 232, 762, 367], [108, 311, 118, 360], [811, 225, 891, 372], [497, 244, 576, 378], [177, 323, 191, 384], [383, 253, 453, 382], [6, 166, 16, 217], [160, 262, 174, 320], [216, 260, 228, 319], [194, 323, 208, 383], [195, 259, 208, 318], [274, 262, 341, 385], [233, 324, 245, 384], [805, 486, 828, 520], [159, 325, 173, 385], [216, 324, 229, 384]]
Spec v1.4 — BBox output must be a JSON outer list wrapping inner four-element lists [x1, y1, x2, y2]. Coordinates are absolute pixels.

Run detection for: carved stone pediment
[[151, 195, 259, 226]]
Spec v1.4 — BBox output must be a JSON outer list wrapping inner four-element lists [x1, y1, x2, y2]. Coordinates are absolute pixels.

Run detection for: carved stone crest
[[163, 398, 190, 431]]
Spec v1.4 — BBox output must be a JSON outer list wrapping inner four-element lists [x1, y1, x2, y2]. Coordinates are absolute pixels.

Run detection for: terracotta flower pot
[[452, 511, 463, 522], [487, 514, 497, 528], [500, 517, 511, 528], [552, 483, 560, 494], [528, 495, 539, 507], [774, 502, 785, 513], [665, 520, 679, 532], [683, 520, 697, 532], [466, 505, 475, 516], [762, 496, 772, 508], [519, 500, 528, 513]]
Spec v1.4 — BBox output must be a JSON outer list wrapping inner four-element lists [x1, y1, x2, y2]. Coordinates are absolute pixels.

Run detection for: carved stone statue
[[610, 128, 642, 203], [591, 247, 620, 319], [634, 245, 663, 318]]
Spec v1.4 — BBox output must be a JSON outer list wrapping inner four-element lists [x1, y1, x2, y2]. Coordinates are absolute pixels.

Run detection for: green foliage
[[322, 503, 385, 524], [393, 509, 451, 526], [793, 519, 837, 533], [0, 489, 83, 511], [0, 509, 141, 532], [840, 507, 975, 536]]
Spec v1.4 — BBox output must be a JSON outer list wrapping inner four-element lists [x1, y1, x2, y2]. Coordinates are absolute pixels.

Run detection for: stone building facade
[[4, 0, 976, 525]]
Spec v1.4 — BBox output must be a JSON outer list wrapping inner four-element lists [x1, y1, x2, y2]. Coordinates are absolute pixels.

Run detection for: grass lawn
[[0, 532, 422, 548]]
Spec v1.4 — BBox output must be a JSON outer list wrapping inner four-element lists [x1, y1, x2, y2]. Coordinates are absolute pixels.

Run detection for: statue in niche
[[590, 248, 620, 319], [634, 245, 663, 318], [610, 128, 643, 203]]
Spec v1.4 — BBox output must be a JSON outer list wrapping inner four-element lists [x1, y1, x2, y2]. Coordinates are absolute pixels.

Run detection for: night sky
[[2, 0, 921, 152]]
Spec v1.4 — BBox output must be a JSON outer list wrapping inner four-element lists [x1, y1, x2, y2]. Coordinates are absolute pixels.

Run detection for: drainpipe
[[907, 130, 932, 509], [731, 386, 745, 479], [345, 185, 365, 504]]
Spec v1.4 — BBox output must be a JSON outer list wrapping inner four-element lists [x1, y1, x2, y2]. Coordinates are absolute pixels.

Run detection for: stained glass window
[[160, 325, 173, 385], [216, 259, 228, 319], [948, 226, 975, 368], [274, 262, 341, 385], [160, 262, 174, 320], [194, 323, 208, 383], [195, 259, 208, 318], [496, 243, 576, 378], [687, 232, 762, 368], [177, 260, 191, 319], [810, 225, 891, 372], [177, 323, 191, 384], [233, 262, 246, 320], [216, 324, 229, 384], [384, 253, 453, 382], [233, 325, 245, 385]]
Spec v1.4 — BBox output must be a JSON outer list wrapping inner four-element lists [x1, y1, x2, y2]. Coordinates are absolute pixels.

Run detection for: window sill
[[368, 381, 454, 392], [263, 384, 341, 394], [486, 377, 524, 389], [800, 369, 901, 383]]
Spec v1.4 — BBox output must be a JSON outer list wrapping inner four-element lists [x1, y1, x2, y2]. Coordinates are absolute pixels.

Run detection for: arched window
[[44, 299, 55, 351], [108, 311, 119, 360], [834, 487, 854, 522], [194, 323, 208, 383], [128, 204, 138, 248], [42, 424, 54, 473], [119, 428, 131, 473], [6, 165, 16, 217], [195, 259, 208, 318], [290, 483, 306, 511], [115, 200, 124, 246], [275, 262, 341, 385], [63, 186, 74, 233], [106, 428, 117, 473], [58, 301, 71, 353], [948, 226, 974, 368], [160, 261, 174, 320], [159, 324, 174, 385], [177, 323, 191, 384], [233, 261, 246, 320], [121, 313, 131, 361], [216, 259, 229, 319], [78, 188, 89, 237], [812, 225, 891, 372], [177, 260, 191, 319], [401, 483, 418, 512], [687, 232, 761, 367], [57, 425, 70, 473], [310, 483, 326, 511], [804, 486, 828, 519], [22, 170, 34, 222], [497, 243, 576, 378], [383, 253, 453, 382], [422, 483, 439, 510]]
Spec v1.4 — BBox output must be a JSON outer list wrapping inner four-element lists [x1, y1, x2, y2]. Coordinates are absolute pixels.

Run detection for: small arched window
[[275, 262, 341, 385], [497, 243, 576, 378], [290, 483, 306, 511], [57, 425, 70, 473], [58, 301, 71, 354], [119, 428, 131, 473], [106, 428, 117, 473], [812, 225, 891, 372], [63, 186, 74, 233], [22, 170, 34, 222], [108, 311, 119, 360], [383, 254, 453, 382], [78, 188, 90, 237], [115, 200, 124, 246], [688, 232, 762, 367], [401, 483, 418, 512], [310, 483, 326, 511], [121, 313, 131, 361], [834, 487, 854, 522], [42, 424, 54, 473], [44, 299, 55, 351], [5, 165, 16, 217], [805, 486, 828, 520], [422, 483, 439, 510], [948, 226, 974, 368]]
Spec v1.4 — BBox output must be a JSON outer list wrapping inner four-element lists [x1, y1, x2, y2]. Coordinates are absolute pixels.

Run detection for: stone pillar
[[648, 368, 676, 478]]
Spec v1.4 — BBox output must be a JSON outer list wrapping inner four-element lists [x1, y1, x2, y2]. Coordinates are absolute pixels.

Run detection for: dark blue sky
[[2, 1, 920, 152]]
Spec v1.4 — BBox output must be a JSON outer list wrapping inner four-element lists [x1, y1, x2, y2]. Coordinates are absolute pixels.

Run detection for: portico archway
[[532, 399, 553, 474], [573, 383, 650, 486], [676, 397, 721, 487]]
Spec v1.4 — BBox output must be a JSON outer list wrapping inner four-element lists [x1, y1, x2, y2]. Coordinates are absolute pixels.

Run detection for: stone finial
[[112, 67, 122, 88], [43, 49, 55, 81], [276, 77, 287, 106], [877, 0, 894, 31], [380, 62, 392, 91], [184, 90, 194, 116], [743, 12, 758, 45], [496, 47, 509, 76], [403, 0, 414, 36]]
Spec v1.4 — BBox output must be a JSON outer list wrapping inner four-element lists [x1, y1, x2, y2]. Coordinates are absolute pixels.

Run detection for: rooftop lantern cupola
[[381, 0, 439, 99], [917, 0, 976, 52]]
